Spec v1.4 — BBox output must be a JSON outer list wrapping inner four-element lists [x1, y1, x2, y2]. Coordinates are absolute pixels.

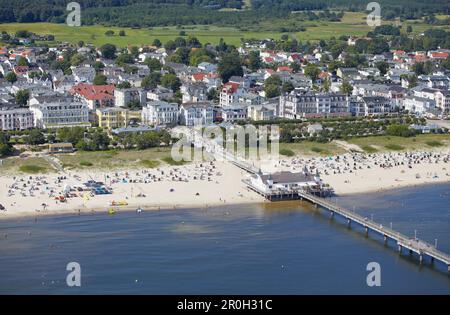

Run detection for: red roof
[[264, 57, 274, 63], [277, 66, 293, 73], [414, 54, 428, 62], [319, 71, 330, 79], [70, 83, 115, 101], [431, 52, 449, 59], [221, 82, 240, 94], [13, 66, 29, 75], [192, 73, 207, 82]]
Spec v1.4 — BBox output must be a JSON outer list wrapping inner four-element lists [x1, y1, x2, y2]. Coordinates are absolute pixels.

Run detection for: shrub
[[279, 148, 295, 157], [19, 165, 46, 173], [162, 156, 186, 166], [426, 141, 443, 147], [140, 160, 160, 168], [385, 144, 404, 151], [79, 161, 93, 167]]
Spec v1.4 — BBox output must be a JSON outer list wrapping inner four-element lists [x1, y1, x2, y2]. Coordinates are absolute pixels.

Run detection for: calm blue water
[[0, 183, 450, 294]]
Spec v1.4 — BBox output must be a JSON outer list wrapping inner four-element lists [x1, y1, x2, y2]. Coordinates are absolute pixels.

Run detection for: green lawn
[[1, 12, 447, 47]]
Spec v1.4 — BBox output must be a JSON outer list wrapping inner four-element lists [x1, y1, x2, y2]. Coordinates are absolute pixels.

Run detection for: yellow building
[[96, 108, 141, 129]]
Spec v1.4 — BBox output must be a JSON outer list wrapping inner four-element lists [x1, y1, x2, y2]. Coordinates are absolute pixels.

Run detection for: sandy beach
[[0, 161, 265, 220], [1, 150, 450, 219], [276, 150, 450, 195]]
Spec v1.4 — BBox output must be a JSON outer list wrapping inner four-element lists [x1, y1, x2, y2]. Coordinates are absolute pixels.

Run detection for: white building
[[115, 88, 145, 108], [360, 96, 393, 116], [435, 90, 450, 114], [248, 104, 276, 121], [179, 102, 214, 126], [221, 105, 248, 123], [220, 82, 244, 107], [403, 96, 436, 116], [248, 171, 321, 195], [29, 97, 90, 129], [141, 101, 179, 126], [0, 106, 34, 131], [279, 91, 349, 119]]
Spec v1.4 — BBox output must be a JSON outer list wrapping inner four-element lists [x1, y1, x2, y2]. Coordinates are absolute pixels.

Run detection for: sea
[[0, 183, 449, 294]]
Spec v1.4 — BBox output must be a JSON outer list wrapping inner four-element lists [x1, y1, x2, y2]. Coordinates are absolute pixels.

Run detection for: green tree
[[57, 127, 85, 144], [340, 81, 353, 94], [189, 48, 214, 66], [100, 44, 117, 59], [105, 30, 114, 36], [70, 53, 86, 67], [265, 84, 280, 98], [26, 129, 45, 145], [141, 72, 161, 89], [152, 39, 162, 48], [164, 40, 176, 52], [375, 61, 389, 75], [94, 61, 105, 72], [218, 51, 243, 83], [161, 73, 181, 92], [117, 81, 131, 89], [5, 72, 17, 84], [116, 53, 134, 65], [0, 132, 13, 157], [386, 124, 417, 137], [119, 30, 126, 36], [15, 89, 30, 106], [93, 74, 108, 85], [248, 50, 261, 71], [282, 81, 295, 93], [145, 58, 162, 72], [304, 63, 321, 81], [17, 56, 28, 66]]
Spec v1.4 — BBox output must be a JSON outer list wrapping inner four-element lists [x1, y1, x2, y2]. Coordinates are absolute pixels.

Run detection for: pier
[[241, 165, 450, 273], [295, 191, 450, 272]]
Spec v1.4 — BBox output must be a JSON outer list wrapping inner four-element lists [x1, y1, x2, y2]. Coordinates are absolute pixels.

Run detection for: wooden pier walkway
[[299, 191, 450, 272]]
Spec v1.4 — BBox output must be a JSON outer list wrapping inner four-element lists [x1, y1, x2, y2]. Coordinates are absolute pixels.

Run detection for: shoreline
[[2, 150, 450, 221], [1, 179, 450, 222]]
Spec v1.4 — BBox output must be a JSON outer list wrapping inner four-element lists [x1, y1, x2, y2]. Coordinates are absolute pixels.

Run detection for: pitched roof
[[70, 83, 115, 101]]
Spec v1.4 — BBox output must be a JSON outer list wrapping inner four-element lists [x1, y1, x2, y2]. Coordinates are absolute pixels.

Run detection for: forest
[[0, 0, 448, 27]]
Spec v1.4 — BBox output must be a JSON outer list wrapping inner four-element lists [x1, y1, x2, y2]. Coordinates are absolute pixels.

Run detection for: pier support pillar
[[314, 203, 318, 209], [431, 257, 434, 263], [419, 254, 423, 264], [448, 265, 450, 273], [365, 226, 369, 236], [383, 235, 388, 245], [330, 211, 334, 219], [398, 245, 402, 253], [409, 249, 413, 255], [347, 218, 351, 228]]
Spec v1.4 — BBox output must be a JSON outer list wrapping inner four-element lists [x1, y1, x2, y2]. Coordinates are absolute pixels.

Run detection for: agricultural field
[[1, 12, 448, 48]]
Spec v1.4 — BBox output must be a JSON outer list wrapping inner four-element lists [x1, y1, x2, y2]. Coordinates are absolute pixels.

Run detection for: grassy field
[[1, 134, 449, 174], [348, 134, 450, 152], [1, 12, 448, 47], [0, 157, 54, 175], [58, 147, 176, 170], [279, 141, 346, 157]]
